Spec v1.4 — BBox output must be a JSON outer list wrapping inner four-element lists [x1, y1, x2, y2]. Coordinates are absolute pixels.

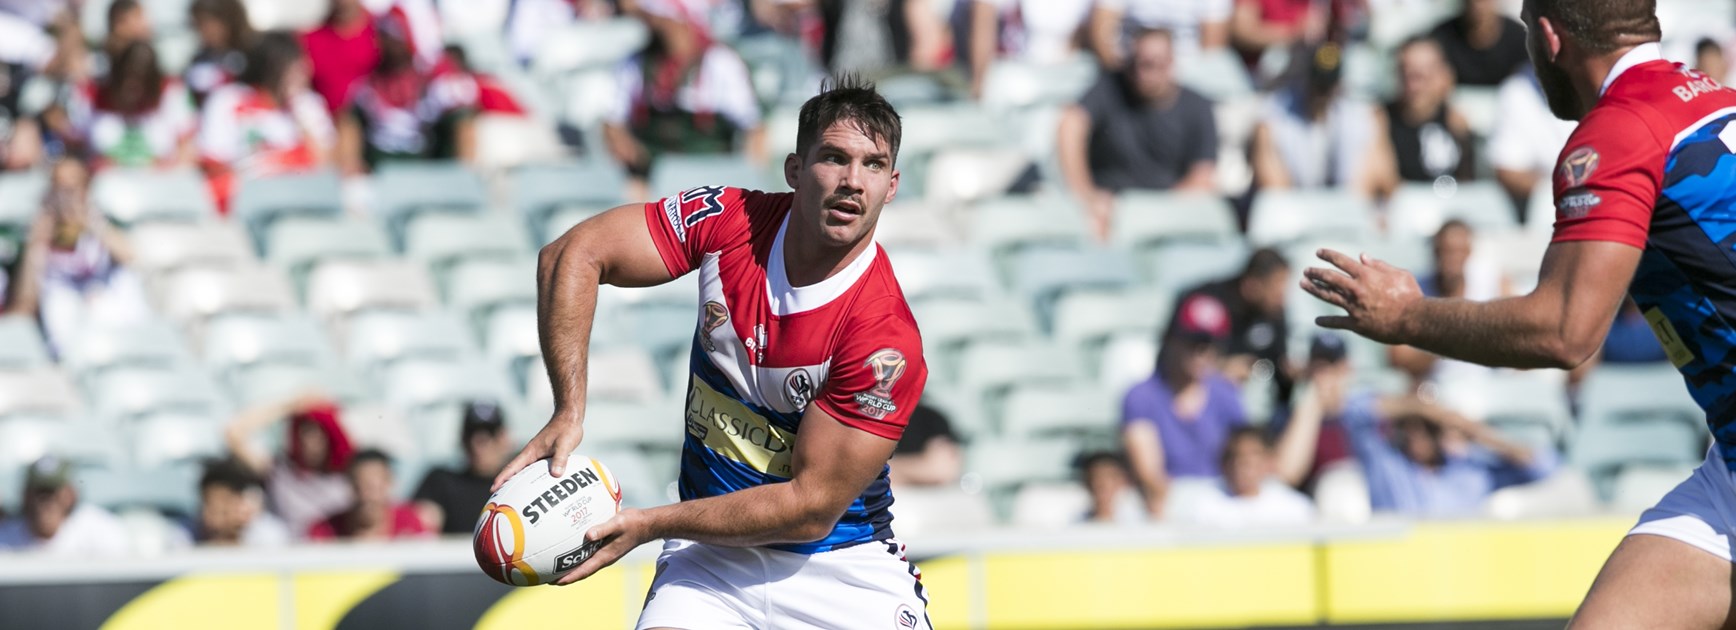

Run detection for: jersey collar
[[766, 213, 879, 316], [1599, 42, 1663, 97]]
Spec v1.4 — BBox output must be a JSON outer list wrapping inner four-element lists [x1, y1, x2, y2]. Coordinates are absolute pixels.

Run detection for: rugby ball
[[474, 455, 623, 586]]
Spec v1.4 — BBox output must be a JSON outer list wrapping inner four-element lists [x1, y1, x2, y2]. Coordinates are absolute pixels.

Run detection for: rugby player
[[495, 76, 931, 629], [1303, 1, 1736, 626]]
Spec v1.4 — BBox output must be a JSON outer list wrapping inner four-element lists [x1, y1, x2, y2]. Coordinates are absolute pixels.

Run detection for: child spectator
[[72, 41, 197, 169], [223, 392, 355, 536], [198, 31, 334, 213], [307, 449, 431, 541]]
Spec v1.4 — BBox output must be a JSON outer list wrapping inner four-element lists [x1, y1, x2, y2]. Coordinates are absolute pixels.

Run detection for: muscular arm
[[495, 203, 675, 486], [556, 406, 900, 583], [1304, 240, 1642, 370]]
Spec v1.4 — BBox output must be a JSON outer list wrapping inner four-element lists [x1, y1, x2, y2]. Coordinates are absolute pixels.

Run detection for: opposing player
[[1302, 1, 1736, 626], [495, 76, 931, 629]]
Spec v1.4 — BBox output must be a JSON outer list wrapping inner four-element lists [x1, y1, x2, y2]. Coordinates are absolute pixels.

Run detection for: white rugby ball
[[474, 454, 623, 586]]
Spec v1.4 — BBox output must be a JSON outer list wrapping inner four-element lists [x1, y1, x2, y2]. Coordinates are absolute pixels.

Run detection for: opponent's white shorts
[[1630, 446, 1736, 562], [635, 538, 932, 630]]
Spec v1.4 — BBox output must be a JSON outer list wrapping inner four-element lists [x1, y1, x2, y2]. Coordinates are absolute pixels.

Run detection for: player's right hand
[[492, 413, 585, 492]]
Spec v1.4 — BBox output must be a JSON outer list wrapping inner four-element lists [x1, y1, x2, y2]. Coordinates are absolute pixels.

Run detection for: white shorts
[[635, 538, 932, 630], [1630, 446, 1736, 562]]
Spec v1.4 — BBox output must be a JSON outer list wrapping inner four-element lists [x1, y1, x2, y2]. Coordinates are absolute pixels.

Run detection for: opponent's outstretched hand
[[1301, 249, 1424, 344], [492, 414, 585, 492], [552, 509, 653, 585]]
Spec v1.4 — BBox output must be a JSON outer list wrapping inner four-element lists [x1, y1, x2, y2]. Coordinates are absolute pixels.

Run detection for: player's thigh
[[635, 541, 761, 630], [1568, 534, 1735, 630]]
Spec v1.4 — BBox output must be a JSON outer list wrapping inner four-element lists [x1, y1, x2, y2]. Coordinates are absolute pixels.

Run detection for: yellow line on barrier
[[291, 570, 401, 630], [101, 573, 281, 630]]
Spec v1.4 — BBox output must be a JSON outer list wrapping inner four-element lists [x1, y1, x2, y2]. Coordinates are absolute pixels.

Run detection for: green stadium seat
[[1009, 482, 1096, 529], [61, 320, 194, 381], [1387, 180, 1519, 241], [578, 399, 687, 454], [1247, 189, 1377, 246], [588, 447, 672, 509], [0, 316, 50, 370], [1450, 86, 1501, 139], [447, 257, 537, 333], [1571, 421, 1706, 499], [231, 363, 370, 409], [1144, 241, 1247, 293], [75, 460, 200, 516], [1436, 371, 1573, 448], [998, 384, 1117, 442], [967, 197, 1090, 273], [957, 340, 1084, 432], [201, 314, 337, 377], [888, 249, 1002, 306], [922, 148, 1032, 206], [1610, 464, 1694, 514], [305, 261, 440, 323], [0, 417, 72, 473], [1480, 468, 1599, 520], [90, 168, 216, 226], [980, 56, 1098, 111], [912, 299, 1038, 383], [512, 161, 628, 237], [1051, 288, 1168, 354], [1313, 460, 1372, 524], [231, 170, 344, 250], [1176, 48, 1254, 101], [968, 436, 1079, 492], [875, 203, 964, 252], [128, 413, 224, 469], [530, 18, 649, 75], [1111, 192, 1240, 250], [1008, 247, 1137, 332], [157, 265, 299, 328], [889, 486, 997, 536], [265, 217, 392, 285], [0, 169, 47, 228], [344, 310, 477, 377]]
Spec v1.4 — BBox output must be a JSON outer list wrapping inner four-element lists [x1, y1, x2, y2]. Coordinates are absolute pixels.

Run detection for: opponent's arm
[[493, 204, 676, 488], [1302, 240, 1641, 370], [553, 406, 898, 584]]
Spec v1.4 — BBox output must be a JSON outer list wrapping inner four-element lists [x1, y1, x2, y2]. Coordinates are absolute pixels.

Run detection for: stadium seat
[[1386, 180, 1518, 240], [200, 314, 337, 376], [383, 360, 514, 422], [923, 148, 1030, 205], [446, 257, 538, 331], [899, 105, 1009, 157], [912, 299, 1039, 380], [1008, 248, 1136, 331], [128, 413, 224, 469], [1610, 464, 1694, 514], [980, 56, 1098, 111], [127, 221, 256, 276], [874, 72, 952, 107], [1247, 189, 1377, 246], [231, 170, 345, 249], [531, 18, 650, 75], [511, 161, 628, 237], [1051, 289, 1168, 354], [1111, 191, 1240, 250], [1143, 240, 1248, 291], [1096, 332, 1158, 396], [875, 203, 963, 252], [90, 168, 215, 225], [888, 249, 1002, 305], [968, 436, 1079, 492], [575, 399, 685, 453], [370, 162, 491, 245], [998, 384, 1117, 441], [403, 213, 532, 279], [264, 216, 392, 281], [304, 260, 440, 323], [648, 156, 767, 198], [0, 417, 72, 474], [1176, 48, 1254, 102], [1313, 460, 1372, 524], [541, 205, 610, 246], [1009, 482, 1094, 529], [1571, 421, 1706, 498], [89, 367, 229, 425], [230, 363, 370, 409], [343, 310, 477, 376], [1435, 370, 1573, 447], [60, 320, 193, 381], [0, 169, 47, 227], [889, 486, 997, 536], [0, 316, 50, 370], [1580, 365, 1704, 432], [956, 340, 1084, 424], [75, 461, 200, 516], [1451, 87, 1501, 139], [1480, 468, 1600, 520], [967, 196, 1089, 265], [156, 265, 298, 327]]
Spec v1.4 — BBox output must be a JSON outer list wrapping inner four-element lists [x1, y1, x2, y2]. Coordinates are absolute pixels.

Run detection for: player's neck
[[782, 230, 874, 288], [1574, 42, 1652, 114]]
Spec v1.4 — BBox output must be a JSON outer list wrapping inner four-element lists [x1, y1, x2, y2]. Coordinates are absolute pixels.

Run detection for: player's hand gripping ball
[[474, 455, 623, 586]]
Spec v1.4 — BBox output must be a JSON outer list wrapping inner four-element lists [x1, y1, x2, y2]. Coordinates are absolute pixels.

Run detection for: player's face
[[1523, 9, 1586, 120], [791, 122, 900, 251]]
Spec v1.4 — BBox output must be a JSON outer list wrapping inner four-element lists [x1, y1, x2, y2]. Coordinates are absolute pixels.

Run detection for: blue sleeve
[[1339, 394, 1397, 464]]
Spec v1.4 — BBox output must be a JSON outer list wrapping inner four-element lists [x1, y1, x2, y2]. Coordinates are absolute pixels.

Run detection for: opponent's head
[[785, 75, 902, 253], [1521, 0, 1661, 120]]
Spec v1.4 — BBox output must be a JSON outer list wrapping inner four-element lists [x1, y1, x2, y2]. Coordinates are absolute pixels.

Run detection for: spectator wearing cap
[[307, 449, 431, 541], [603, 0, 763, 199], [1250, 42, 1384, 198], [1122, 296, 1247, 519], [1164, 248, 1292, 395], [224, 392, 355, 536], [413, 400, 513, 535], [335, 7, 477, 175], [1369, 37, 1474, 198], [172, 457, 292, 547], [889, 403, 964, 488], [300, 0, 379, 116], [1426, 0, 1526, 87], [0, 456, 129, 555], [1057, 27, 1218, 241]]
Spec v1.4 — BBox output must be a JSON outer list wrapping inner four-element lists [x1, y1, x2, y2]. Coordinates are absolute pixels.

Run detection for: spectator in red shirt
[[300, 0, 379, 115], [335, 8, 476, 174], [306, 449, 431, 542]]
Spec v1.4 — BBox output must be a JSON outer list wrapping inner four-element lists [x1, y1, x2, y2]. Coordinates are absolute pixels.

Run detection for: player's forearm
[[1395, 296, 1590, 369], [642, 483, 839, 547], [535, 235, 602, 418]]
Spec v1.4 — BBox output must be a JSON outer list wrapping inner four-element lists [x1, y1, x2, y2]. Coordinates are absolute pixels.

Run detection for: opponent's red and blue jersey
[[643, 185, 927, 553], [1551, 44, 1736, 468]]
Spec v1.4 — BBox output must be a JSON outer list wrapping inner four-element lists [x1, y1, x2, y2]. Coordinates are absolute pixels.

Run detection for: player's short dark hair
[[1241, 247, 1290, 280], [1526, 0, 1661, 54], [795, 74, 903, 167], [348, 448, 393, 473], [199, 457, 263, 494]]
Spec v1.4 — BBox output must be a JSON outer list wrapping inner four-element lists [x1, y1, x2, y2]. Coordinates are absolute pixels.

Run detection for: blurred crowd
[[0, 0, 1730, 555]]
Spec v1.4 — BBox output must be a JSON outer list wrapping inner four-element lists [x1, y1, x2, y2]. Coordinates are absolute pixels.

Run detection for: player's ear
[[783, 152, 801, 190], [1537, 16, 1563, 61], [884, 167, 900, 205]]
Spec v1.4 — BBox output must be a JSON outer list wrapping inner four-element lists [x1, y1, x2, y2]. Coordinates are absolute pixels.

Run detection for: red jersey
[[642, 185, 927, 553]]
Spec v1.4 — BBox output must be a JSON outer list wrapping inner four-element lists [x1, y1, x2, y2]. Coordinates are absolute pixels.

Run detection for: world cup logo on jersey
[[700, 301, 729, 352], [854, 349, 907, 419], [1558, 146, 1600, 189]]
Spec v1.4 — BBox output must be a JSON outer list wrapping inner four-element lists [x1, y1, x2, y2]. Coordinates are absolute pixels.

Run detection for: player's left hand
[[1301, 249, 1423, 344], [552, 508, 653, 586]]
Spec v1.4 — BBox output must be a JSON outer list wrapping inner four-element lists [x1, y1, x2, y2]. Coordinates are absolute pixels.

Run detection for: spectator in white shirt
[[170, 458, 292, 548], [1172, 427, 1316, 528], [1091, 0, 1231, 67], [0, 457, 129, 556], [965, 0, 1096, 99]]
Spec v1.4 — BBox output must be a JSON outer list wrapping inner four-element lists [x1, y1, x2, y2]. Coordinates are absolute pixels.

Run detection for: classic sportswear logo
[[685, 379, 795, 477]]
